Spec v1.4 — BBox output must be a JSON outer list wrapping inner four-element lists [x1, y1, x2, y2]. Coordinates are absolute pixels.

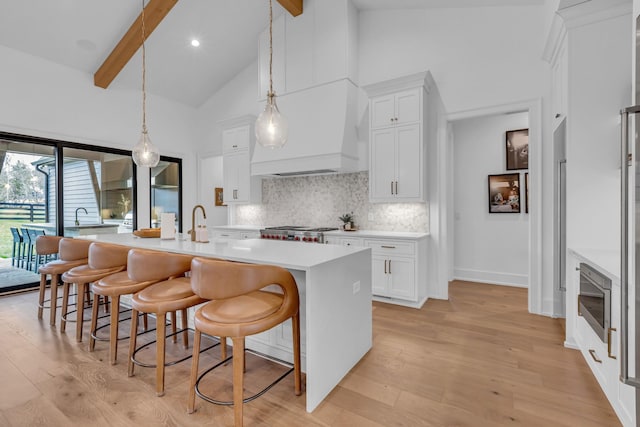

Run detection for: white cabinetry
[[220, 116, 262, 204], [325, 231, 428, 308], [568, 250, 636, 426], [364, 73, 433, 203], [210, 227, 260, 240]]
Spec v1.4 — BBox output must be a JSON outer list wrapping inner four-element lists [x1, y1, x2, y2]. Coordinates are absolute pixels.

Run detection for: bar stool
[[90, 249, 191, 365], [187, 258, 302, 427], [126, 251, 212, 395], [10, 227, 24, 267], [61, 242, 129, 342], [36, 236, 91, 325]]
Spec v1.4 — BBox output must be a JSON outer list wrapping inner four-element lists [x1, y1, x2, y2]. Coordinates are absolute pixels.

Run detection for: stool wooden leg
[[232, 337, 245, 427], [187, 329, 202, 414], [76, 283, 86, 342], [181, 308, 189, 348], [38, 273, 46, 319], [220, 337, 227, 360], [292, 312, 302, 396], [170, 311, 177, 343], [49, 274, 59, 326], [143, 313, 148, 331], [156, 312, 167, 397], [109, 295, 120, 365], [128, 308, 139, 378], [60, 282, 70, 333], [89, 292, 100, 351]]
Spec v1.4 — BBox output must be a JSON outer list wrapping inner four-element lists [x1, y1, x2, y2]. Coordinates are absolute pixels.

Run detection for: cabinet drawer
[[365, 239, 415, 256], [340, 238, 363, 247], [222, 126, 250, 153]]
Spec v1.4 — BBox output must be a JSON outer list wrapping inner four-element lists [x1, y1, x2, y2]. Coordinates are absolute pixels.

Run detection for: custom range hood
[[251, 79, 359, 177]]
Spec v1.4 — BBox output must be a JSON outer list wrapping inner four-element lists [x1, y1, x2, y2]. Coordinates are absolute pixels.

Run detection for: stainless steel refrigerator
[[620, 104, 640, 423]]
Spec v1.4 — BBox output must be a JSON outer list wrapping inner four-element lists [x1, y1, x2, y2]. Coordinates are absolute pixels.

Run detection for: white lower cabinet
[[325, 232, 428, 308]]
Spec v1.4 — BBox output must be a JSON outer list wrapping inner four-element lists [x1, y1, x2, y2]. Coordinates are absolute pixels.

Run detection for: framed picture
[[488, 173, 521, 213], [525, 173, 529, 214], [214, 187, 225, 206], [506, 128, 529, 170]]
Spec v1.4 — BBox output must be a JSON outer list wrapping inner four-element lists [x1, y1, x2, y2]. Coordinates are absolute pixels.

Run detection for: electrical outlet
[[368, 212, 374, 222], [353, 281, 361, 294]]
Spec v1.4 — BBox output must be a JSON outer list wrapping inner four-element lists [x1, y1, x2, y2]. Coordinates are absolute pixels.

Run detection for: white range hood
[[251, 79, 359, 177]]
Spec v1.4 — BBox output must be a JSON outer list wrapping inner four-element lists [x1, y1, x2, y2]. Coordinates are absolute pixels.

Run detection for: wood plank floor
[[0, 280, 621, 426]]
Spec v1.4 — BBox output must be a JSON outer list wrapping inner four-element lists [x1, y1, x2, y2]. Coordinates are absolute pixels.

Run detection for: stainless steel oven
[[578, 262, 611, 343]]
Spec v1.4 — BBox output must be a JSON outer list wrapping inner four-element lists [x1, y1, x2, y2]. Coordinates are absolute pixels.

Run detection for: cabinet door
[[395, 124, 422, 201], [395, 89, 421, 125], [371, 255, 389, 297], [387, 256, 416, 301], [370, 128, 396, 201], [222, 151, 242, 203], [234, 150, 251, 203], [371, 95, 395, 129], [222, 126, 250, 153]]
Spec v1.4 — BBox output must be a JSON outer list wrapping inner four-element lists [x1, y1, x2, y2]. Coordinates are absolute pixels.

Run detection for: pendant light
[[255, 0, 288, 149], [132, 0, 160, 167]]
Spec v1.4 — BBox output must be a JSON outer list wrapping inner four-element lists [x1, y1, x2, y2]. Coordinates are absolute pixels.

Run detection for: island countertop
[[76, 232, 373, 413], [76, 233, 369, 271]]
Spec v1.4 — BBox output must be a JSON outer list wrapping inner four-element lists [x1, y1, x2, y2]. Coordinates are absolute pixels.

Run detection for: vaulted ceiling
[[0, 0, 544, 108]]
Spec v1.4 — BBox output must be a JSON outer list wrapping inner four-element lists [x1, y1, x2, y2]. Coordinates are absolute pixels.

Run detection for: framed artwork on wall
[[215, 187, 225, 206], [506, 128, 529, 170], [488, 173, 521, 213], [525, 172, 529, 214]]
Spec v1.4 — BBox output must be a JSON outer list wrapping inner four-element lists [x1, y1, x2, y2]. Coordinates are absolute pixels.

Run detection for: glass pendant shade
[[256, 94, 288, 149], [132, 130, 160, 167]]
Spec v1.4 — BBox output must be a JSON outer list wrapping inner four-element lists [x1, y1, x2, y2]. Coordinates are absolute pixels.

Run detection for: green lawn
[[0, 220, 44, 259]]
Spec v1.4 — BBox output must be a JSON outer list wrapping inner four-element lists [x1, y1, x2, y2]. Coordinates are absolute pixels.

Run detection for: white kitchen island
[[77, 233, 372, 412]]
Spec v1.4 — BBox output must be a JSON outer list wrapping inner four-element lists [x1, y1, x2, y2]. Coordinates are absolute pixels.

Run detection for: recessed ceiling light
[[191, 39, 200, 47]]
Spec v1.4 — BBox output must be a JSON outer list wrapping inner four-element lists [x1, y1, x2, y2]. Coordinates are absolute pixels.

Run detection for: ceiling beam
[[94, 0, 178, 89], [277, 0, 303, 16]]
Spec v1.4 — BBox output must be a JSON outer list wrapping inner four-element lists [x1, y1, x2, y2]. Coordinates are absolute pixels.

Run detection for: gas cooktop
[[260, 226, 339, 243]]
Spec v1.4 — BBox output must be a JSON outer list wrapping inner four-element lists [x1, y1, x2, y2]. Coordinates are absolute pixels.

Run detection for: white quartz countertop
[[568, 247, 620, 283], [325, 229, 428, 239], [77, 233, 369, 271]]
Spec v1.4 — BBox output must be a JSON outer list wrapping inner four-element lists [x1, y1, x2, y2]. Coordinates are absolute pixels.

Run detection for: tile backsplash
[[233, 172, 428, 232]]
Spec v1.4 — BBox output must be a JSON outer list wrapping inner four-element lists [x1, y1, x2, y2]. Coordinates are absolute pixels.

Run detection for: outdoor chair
[[10, 227, 24, 268]]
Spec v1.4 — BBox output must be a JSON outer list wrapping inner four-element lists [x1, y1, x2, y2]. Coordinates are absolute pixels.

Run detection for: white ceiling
[[0, 0, 544, 108]]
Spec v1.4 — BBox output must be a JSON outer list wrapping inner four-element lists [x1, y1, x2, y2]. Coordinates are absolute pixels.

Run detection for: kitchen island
[[77, 233, 372, 412]]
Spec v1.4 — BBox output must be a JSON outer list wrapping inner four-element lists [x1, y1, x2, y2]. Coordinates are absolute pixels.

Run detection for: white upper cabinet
[[365, 72, 433, 203], [220, 116, 262, 205], [258, 0, 357, 100]]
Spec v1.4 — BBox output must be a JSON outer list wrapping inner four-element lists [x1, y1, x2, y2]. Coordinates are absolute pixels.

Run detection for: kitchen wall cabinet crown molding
[[220, 115, 262, 204], [556, 0, 631, 30], [365, 72, 434, 203], [257, 0, 358, 100]]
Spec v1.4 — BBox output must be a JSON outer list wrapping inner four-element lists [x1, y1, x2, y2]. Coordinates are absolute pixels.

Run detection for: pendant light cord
[[268, 0, 273, 98], [141, 0, 148, 134]]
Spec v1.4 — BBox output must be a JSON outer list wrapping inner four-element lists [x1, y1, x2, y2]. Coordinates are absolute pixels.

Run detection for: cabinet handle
[[232, 144, 238, 148], [384, 260, 387, 274], [391, 181, 394, 195], [381, 245, 396, 249], [577, 295, 581, 316], [607, 327, 617, 359], [555, 113, 561, 119], [388, 259, 391, 274], [233, 189, 238, 199], [588, 349, 602, 364], [390, 118, 394, 123], [395, 181, 398, 194]]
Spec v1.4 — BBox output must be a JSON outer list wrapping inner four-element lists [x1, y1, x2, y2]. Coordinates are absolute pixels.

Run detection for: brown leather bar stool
[[36, 237, 91, 326], [61, 242, 129, 342], [90, 249, 190, 365], [126, 251, 212, 395], [187, 258, 302, 427]]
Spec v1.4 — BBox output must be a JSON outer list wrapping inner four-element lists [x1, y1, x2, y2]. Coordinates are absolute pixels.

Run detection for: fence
[[0, 202, 46, 222]]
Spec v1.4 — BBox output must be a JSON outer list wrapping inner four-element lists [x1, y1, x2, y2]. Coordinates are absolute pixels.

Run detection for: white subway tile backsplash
[[234, 172, 428, 232]]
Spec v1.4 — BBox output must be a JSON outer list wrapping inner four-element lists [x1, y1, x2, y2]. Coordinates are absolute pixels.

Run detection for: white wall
[[452, 112, 530, 287], [0, 45, 200, 229], [357, 6, 548, 113]]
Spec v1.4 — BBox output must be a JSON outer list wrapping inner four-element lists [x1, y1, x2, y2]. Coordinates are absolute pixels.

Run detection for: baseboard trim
[[454, 268, 528, 288]]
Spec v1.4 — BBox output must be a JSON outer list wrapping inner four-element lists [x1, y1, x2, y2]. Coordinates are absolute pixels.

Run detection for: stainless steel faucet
[[75, 207, 88, 226], [190, 204, 207, 241]]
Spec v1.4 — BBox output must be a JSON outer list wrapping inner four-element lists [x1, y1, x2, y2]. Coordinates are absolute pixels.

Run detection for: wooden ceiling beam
[[277, 0, 303, 16], [94, 0, 178, 89]]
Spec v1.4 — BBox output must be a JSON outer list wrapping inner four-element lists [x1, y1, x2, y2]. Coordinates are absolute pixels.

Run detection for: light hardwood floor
[[0, 281, 621, 426]]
